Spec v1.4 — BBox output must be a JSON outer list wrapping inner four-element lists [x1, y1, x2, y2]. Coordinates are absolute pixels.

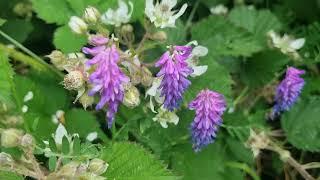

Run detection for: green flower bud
[[88, 158, 108, 175], [63, 71, 85, 90], [79, 93, 95, 110], [84, 6, 101, 24], [1, 128, 24, 148], [123, 85, 140, 108], [46, 50, 67, 71], [68, 16, 88, 34], [140, 66, 153, 87]]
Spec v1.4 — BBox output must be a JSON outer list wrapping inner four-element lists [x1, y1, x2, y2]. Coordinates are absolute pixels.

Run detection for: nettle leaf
[[228, 6, 282, 39], [282, 97, 320, 151], [240, 50, 289, 88], [101, 142, 179, 180], [192, 16, 264, 57], [65, 109, 108, 142], [53, 25, 87, 53], [31, 0, 74, 25], [0, 171, 23, 180], [0, 50, 16, 108]]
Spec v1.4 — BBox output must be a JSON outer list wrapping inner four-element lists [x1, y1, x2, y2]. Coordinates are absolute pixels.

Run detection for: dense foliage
[[1, 0, 320, 179]]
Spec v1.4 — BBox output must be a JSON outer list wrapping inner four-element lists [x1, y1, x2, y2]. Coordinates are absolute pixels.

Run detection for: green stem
[[232, 86, 249, 108], [0, 31, 63, 78], [226, 161, 260, 180]]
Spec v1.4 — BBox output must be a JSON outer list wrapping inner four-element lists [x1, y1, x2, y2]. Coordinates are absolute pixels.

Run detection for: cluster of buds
[[0, 128, 34, 149], [68, 6, 101, 34]]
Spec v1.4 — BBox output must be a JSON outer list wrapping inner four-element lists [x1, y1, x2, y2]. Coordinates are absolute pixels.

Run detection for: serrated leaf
[[31, 0, 73, 25], [0, 50, 16, 108], [101, 142, 178, 180], [228, 6, 282, 39], [0, 171, 23, 180], [282, 97, 320, 151], [54, 25, 87, 53], [65, 109, 108, 142], [191, 16, 264, 57]]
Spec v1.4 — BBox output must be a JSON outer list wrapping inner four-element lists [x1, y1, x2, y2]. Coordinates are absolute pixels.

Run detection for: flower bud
[[140, 66, 153, 87], [58, 161, 80, 177], [68, 16, 88, 34], [46, 50, 67, 70], [151, 31, 167, 41], [20, 134, 34, 148], [88, 158, 109, 175], [0, 152, 13, 166], [79, 93, 94, 110], [1, 128, 24, 148], [84, 6, 100, 24], [123, 85, 140, 108], [63, 71, 84, 90], [121, 24, 133, 33], [4, 115, 23, 126]]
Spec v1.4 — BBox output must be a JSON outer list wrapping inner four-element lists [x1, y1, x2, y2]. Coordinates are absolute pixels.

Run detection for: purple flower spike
[[271, 67, 305, 119], [83, 35, 129, 128], [155, 45, 193, 111], [189, 89, 226, 152]]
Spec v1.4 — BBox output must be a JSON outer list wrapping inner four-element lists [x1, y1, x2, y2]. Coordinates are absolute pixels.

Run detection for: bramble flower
[[101, 0, 133, 27], [189, 89, 226, 152], [155, 45, 193, 111], [268, 30, 305, 59], [145, 77, 164, 113], [145, 0, 188, 28], [271, 67, 305, 119], [152, 106, 179, 128], [68, 16, 87, 34], [210, 4, 228, 15], [83, 35, 129, 128], [186, 44, 208, 77]]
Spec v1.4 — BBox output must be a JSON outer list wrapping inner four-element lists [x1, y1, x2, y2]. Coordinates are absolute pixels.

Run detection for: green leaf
[[53, 25, 87, 53], [0, 19, 33, 43], [228, 6, 282, 39], [0, 18, 6, 26], [62, 136, 70, 154], [0, 50, 16, 108], [48, 156, 57, 171], [282, 97, 320, 151], [31, 0, 73, 25], [66, 0, 102, 16], [72, 136, 81, 155], [101, 142, 179, 180], [65, 109, 108, 142], [0, 171, 23, 180], [192, 16, 264, 57]]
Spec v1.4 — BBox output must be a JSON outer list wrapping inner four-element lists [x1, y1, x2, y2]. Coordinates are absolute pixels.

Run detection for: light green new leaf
[[282, 97, 320, 151], [53, 25, 87, 53], [0, 171, 23, 180], [101, 142, 179, 180]]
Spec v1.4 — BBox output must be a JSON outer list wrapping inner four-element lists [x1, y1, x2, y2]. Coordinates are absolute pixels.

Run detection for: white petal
[[118, 0, 129, 15], [54, 123, 68, 145], [21, 105, 28, 113], [159, 121, 168, 128], [192, 46, 208, 57], [289, 38, 305, 50], [23, 91, 34, 102], [145, 0, 155, 19], [86, 132, 98, 142], [161, 0, 177, 9], [172, 3, 188, 19], [191, 65, 208, 77], [149, 97, 157, 113]]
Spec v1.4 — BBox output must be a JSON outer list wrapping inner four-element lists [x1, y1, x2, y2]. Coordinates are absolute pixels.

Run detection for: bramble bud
[[63, 71, 84, 90], [0, 152, 13, 166], [20, 134, 34, 148], [121, 24, 133, 33], [79, 93, 94, 110], [1, 128, 24, 148], [4, 115, 23, 126], [151, 31, 167, 41], [84, 6, 100, 24], [123, 85, 140, 108], [88, 158, 109, 175], [58, 161, 79, 177], [140, 66, 153, 87], [68, 16, 88, 34], [46, 50, 67, 71]]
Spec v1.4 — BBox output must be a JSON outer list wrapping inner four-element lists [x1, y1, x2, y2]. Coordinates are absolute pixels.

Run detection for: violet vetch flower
[[83, 35, 129, 128], [155, 45, 193, 111], [271, 67, 305, 119], [189, 89, 226, 152]]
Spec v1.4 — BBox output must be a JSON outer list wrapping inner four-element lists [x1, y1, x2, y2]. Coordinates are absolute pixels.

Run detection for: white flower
[[210, 4, 228, 15], [23, 91, 33, 102], [68, 16, 87, 34], [145, 0, 188, 28], [101, 0, 133, 27], [186, 42, 208, 77], [145, 77, 164, 113], [152, 106, 179, 128], [83, 6, 100, 24], [86, 132, 98, 142], [268, 30, 305, 58]]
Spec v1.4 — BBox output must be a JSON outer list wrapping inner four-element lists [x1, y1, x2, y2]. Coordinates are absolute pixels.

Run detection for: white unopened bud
[[20, 134, 34, 148], [123, 85, 140, 108], [151, 31, 167, 41], [79, 93, 94, 110], [47, 50, 67, 70], [84, 6, 100, 24], [1, 128, 24, 148], [68, 16, 88, 34], [88, 158, 109, 175], [63, 71, 84, 90]]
